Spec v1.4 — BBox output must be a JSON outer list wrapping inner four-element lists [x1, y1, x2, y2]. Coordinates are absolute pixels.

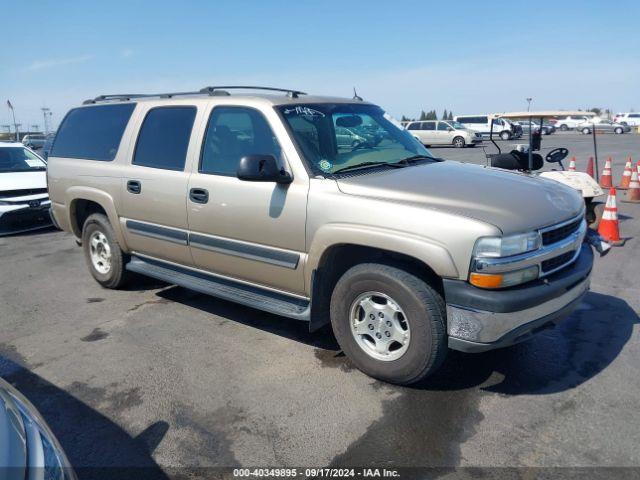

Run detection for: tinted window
[[407, 122, 420, 130], [422, 122, 435, 131], [200, 107, 282, 176], [437, 122, 450, 131], [629, 114, 640, 118], [51, 104, 135, 161], [133, 107, 196, 171]]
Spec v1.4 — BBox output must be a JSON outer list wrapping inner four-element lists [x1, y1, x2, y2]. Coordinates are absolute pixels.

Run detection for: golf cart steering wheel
[[545, 147, 569, 163]]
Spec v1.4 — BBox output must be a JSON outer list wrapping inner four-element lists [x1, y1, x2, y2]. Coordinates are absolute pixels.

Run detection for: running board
[[126, 256, 310, 321]]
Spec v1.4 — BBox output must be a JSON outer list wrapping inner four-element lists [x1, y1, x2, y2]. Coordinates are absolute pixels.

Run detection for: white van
[[453, 115, 517, 140], [405, 120, 483, 148]]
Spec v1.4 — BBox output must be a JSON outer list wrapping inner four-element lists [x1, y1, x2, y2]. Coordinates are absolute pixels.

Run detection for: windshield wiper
[[332, 161, 409, 174], [397, 154, 442, 164]]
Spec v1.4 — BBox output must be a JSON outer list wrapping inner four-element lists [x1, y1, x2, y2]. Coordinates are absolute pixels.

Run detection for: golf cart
[[485, 111, 605, 227]]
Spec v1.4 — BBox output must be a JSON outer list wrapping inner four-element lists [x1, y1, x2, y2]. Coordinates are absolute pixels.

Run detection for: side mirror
[[237, 154, 292, 184], [447, 127, 453, 132]]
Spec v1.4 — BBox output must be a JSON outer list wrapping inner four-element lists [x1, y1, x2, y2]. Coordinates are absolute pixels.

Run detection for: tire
[[560, 124, 569, 131], [499, 131, 511, 141], [330, 263, 447, 385], [582, 128, 590, 135], [615, 127, 623, 134], [82, 213, 130, 289], [452, 136, 465, 148]]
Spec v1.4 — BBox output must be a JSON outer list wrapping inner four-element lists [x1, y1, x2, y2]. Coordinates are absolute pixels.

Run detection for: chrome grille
[[542, 218, 582, 246]]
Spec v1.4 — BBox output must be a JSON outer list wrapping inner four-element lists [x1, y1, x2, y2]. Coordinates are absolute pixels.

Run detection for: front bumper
[[444, 243, 593, 352], [0, 200, 53, 236]]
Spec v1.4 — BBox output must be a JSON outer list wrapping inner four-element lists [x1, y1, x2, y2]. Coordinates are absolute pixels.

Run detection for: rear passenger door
[[186, 105, 308, 295], [119, 105, 199, 266]]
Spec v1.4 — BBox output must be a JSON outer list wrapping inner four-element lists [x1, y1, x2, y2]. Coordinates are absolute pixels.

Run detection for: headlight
[[473, 232, 541, 258]]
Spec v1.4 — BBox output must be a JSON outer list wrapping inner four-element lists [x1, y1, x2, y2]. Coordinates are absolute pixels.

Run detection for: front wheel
[[82, 213, 130, 289], [330, 263, 447, 385], [499, 131, 511, 141], [452, 136, 465, 148]]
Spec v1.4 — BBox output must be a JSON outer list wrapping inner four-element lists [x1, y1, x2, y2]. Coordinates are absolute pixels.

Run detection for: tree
[[589, 107, 602, 116], [401, 115, 410, 123], [443, 109, 448, 121], [419, 110, 427, 121], [448, 111, 454, 120]]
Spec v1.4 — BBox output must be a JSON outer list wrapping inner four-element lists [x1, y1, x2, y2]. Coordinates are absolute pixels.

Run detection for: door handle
[[189, 188, 209, 204], [127, 180, 142, 194]]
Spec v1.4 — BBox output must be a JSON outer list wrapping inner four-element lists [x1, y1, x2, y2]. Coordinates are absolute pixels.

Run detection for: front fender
[[305, 223, 459, 295]]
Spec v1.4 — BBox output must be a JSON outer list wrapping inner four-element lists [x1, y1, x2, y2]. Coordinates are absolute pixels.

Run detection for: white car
[[0, 142, 53, 235], [613, 113, 640, 127], [552, 115, 601, 131]]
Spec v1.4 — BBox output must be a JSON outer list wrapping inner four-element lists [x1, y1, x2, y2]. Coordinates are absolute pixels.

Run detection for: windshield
[[0, 147, 47, 172], [277, 103, 433, 175]]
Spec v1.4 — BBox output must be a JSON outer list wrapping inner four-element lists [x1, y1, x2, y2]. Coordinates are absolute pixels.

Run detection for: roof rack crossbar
[[83, 86, 307, 105]]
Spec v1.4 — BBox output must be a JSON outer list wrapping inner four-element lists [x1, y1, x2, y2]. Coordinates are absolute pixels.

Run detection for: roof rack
[[83, 85, 307, 104]]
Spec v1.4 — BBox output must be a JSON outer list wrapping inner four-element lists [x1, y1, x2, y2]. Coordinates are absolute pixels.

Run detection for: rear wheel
[[560, 124, 569, 131], [330, 263, 447, 385], [452, 136, 465, 148], [582, 127, 591, 135], [614, 127, 623, 134], [82, 213, 130, 289]]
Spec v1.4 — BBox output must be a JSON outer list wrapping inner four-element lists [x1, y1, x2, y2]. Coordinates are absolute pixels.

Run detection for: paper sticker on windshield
[[318, 159, 332, 172], [283, 106, 325, 118], [25, 159, 45, 168]]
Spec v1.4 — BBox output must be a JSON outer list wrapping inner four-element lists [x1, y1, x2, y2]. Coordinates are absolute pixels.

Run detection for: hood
[[0, 171, 47, 191], [336, 161, 584, 234]]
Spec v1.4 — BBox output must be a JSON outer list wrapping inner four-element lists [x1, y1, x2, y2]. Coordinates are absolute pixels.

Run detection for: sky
[[1, 0, 639, 132]]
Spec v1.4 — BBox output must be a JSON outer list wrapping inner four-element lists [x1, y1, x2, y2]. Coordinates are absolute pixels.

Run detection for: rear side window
[[133, 107, 196, 171], [51, 104, 135, 161], [422, 122, 435, 130]]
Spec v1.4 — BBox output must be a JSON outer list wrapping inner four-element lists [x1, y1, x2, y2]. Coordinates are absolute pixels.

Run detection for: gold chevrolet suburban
[[47, 86, 593, 385]]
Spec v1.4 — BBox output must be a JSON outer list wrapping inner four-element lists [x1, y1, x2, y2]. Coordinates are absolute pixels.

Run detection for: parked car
[[41, 132, 57, 160], [514, 121, 553, 135], [577, 120, 630, 135], [0, 377, 76, 479], [453, 115, 518, 140], [551, 115, 600, 131], [48, 86, 592, 385], [21, 133, 46, 150], [613, 112, 640, 127], [0, 142, 53, 235], [406, 120, 483, 147], [335, 126, 367, 148]]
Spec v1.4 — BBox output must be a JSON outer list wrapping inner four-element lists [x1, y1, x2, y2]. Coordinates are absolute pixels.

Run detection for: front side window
[[0, 147, 46, 172], [437, 122, 450, 131], [200, 106, 282, 176], [133, 106, 196, 171], [277, 103, 433, 175], [51, 103, 135, 161]]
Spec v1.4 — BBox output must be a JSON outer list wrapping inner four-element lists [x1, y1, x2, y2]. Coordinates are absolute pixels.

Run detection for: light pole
[[526, 98, 532, 112], [41, 107, 52, 134]]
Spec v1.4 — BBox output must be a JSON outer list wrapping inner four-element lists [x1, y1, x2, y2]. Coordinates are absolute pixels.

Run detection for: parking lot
[[1, 132, 639, 476]]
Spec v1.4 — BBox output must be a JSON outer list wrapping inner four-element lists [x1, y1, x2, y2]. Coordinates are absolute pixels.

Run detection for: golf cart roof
[[493, 111, 596, 119]]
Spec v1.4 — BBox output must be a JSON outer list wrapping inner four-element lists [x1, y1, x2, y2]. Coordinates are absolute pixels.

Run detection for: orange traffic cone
[[622, 169, 640, 203], [586, 157, 594, 178], [618, 157, 633, 189], [598, 188, 624, 245], [568, 157, 576, 171], [600, 157, 613, 188]]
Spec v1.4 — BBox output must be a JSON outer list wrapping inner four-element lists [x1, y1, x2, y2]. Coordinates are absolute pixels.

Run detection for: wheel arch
[[306, 227, 458, 332], [66, 187, 127, 248]]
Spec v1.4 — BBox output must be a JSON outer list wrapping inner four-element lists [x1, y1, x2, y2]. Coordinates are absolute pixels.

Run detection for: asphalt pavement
[[1, 131, 639, 478]]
